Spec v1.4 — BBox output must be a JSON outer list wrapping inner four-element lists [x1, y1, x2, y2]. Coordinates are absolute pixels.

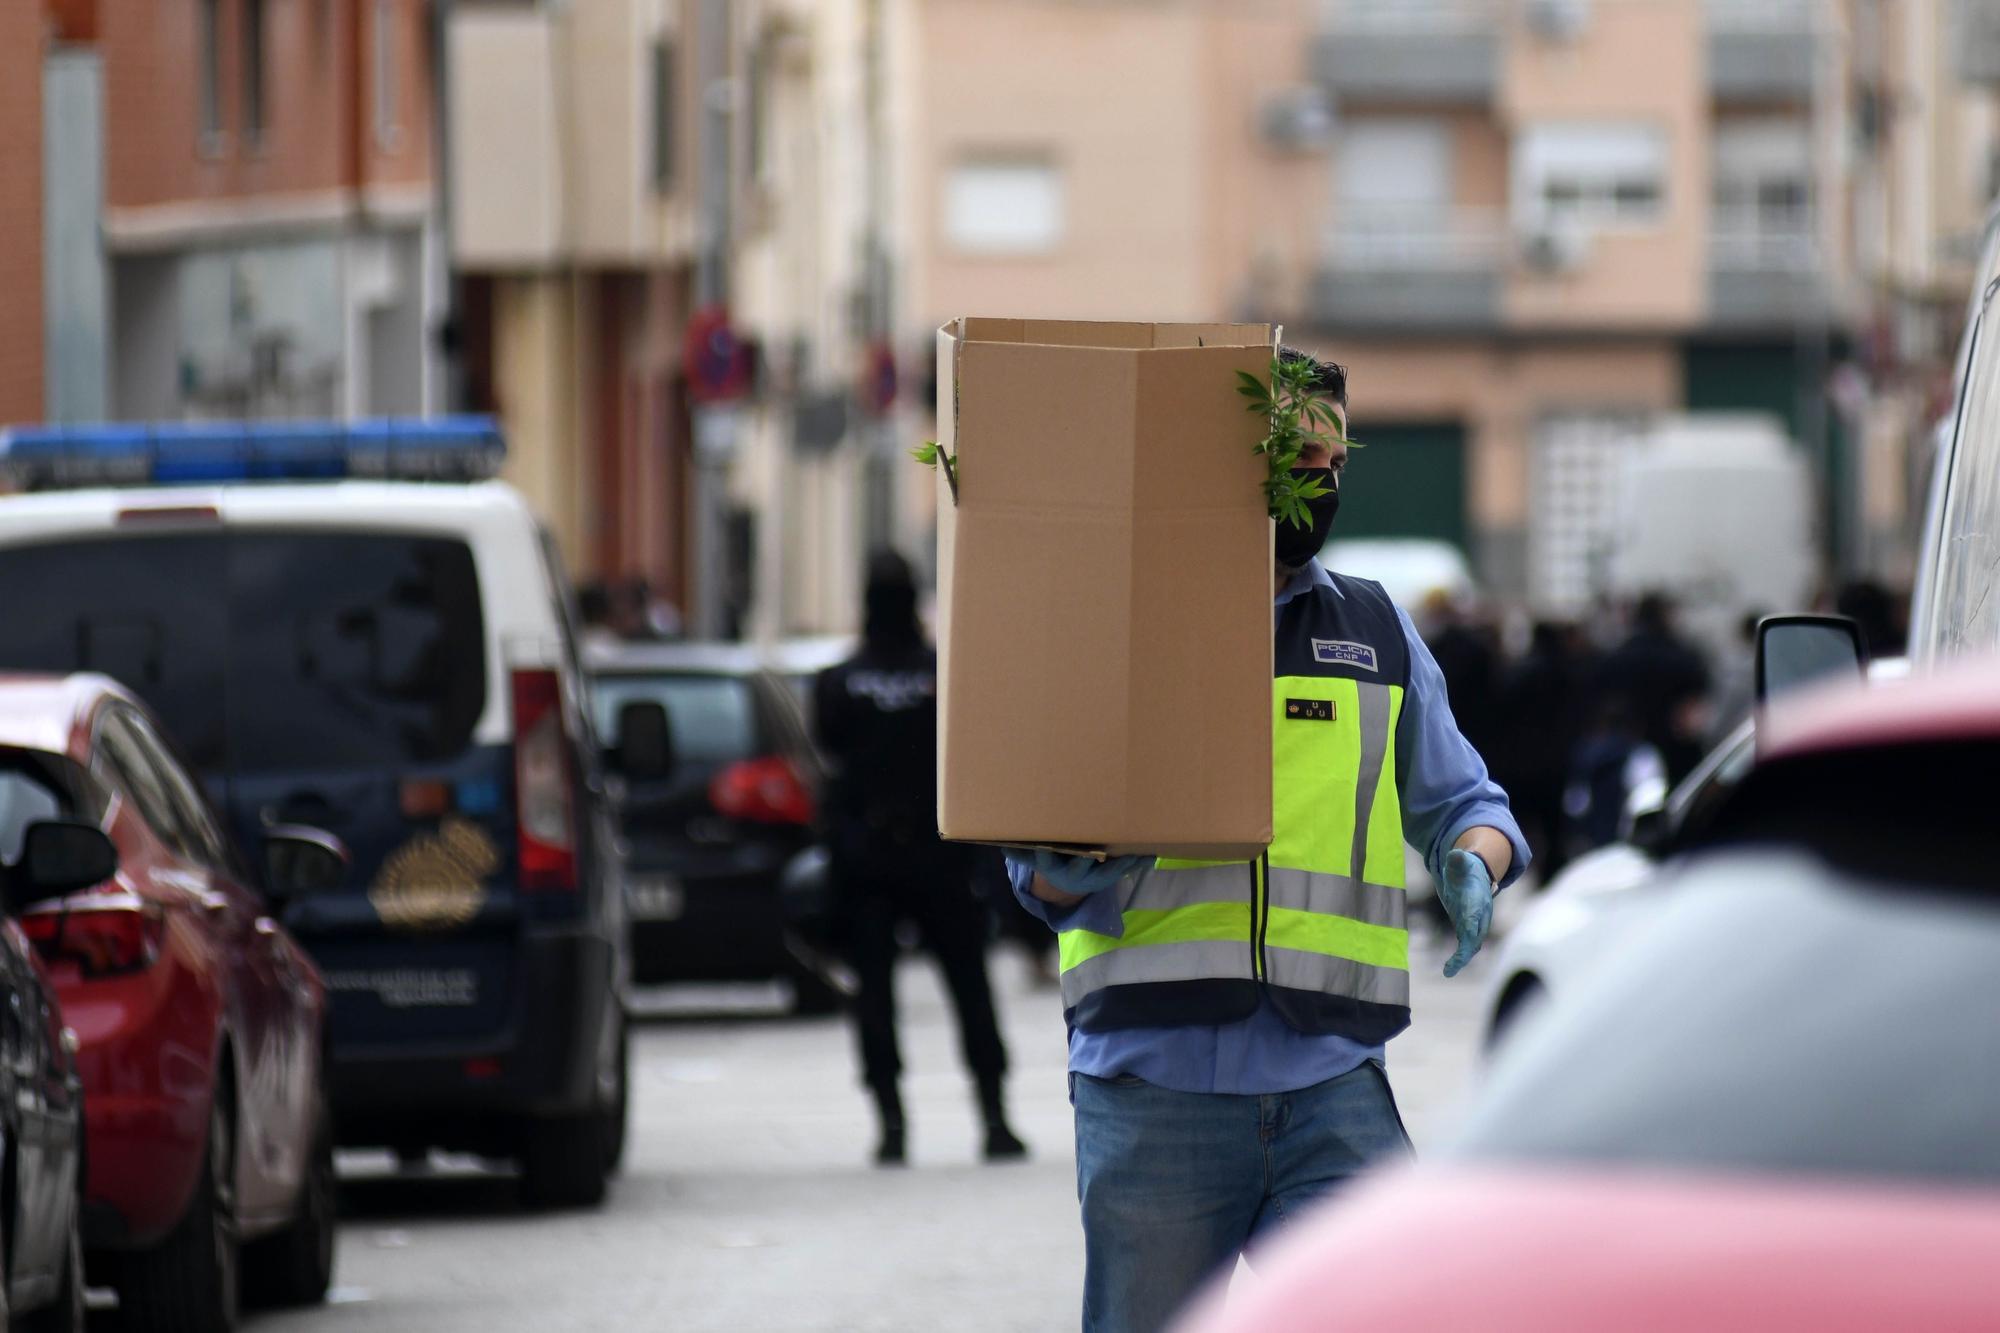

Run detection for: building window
[[651, 38, 677, 192], [944, 158, 1065, 255], [374, 0, 401, 149], [1713, 118, 1813, 268], [197, 0, 222, 146], [243, 0, 267, 143], [1515, 123, 1666, 229]]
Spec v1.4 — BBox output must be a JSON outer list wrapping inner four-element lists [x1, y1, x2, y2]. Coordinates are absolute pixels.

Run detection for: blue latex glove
[[1438, 848, 1494, 978], [1033, 850, 1147, 896]]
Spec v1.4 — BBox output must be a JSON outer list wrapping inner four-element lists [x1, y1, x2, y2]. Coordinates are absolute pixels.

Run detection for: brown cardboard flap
[[935, 316, 1276, 856]]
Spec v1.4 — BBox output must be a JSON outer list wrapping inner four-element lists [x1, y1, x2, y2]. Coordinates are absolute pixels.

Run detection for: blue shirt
[[1007, 558, 1529, 1095]]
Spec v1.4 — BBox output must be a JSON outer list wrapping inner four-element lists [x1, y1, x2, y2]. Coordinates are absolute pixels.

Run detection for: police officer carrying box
[[1008, 351, 1528, 1333], [816, 551, 1027, 1166]]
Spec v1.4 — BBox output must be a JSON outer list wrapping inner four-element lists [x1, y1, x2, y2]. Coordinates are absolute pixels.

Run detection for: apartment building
[[449, 0, 702, 602], [91, 0, 442, 422], [902, 0, 1959, 608]]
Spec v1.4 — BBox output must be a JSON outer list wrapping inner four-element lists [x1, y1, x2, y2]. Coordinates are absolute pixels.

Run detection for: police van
[[0, 420, 628, 1208]]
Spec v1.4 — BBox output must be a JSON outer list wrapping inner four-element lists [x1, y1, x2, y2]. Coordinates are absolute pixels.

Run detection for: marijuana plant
[[1237, 353, 1362, 528]]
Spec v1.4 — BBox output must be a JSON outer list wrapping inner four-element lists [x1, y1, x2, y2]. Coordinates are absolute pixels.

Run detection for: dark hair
[[1278, 345, 1348, 410]]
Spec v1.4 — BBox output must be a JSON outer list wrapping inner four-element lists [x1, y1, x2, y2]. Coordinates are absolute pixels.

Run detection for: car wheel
[[599, 1017, 630, 1177], [243, 1092, 336, 1308], [114, 1090, 239, 1333], [14, 1189, 84, 1333], [519, 1115, 609, 1211], [1486, 974, 1548, 1051]]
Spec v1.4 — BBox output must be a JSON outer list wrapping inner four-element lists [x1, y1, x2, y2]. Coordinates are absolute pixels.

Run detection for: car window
[[226, 533, 487, 772], [96, 711, 197, 858], [0, 759, 71, 862], [0, 531, 486, 776], [1450, 855, 2000, 1186], [1665, 727, 1755, 846], [593, 674, 758, 765], [1925, 282, 2000, 661], [122, 711, 231, 868], [0, 533, 229, 767]]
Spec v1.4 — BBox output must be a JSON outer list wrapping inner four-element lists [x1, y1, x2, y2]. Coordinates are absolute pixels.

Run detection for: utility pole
[[692, 0, 737, 639]]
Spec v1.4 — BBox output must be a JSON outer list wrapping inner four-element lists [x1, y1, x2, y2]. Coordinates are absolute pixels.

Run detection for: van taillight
[[22, 898, 165, 978], [709, 756, 815, 826], [511, 669, 579, 892]]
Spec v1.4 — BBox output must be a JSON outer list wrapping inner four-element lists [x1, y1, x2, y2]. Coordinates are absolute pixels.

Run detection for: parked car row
[[1183, 200, 2000, 1331], [0, 420, 630, 1329]]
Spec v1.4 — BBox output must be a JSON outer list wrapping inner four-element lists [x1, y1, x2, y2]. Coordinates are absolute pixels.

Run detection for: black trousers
[[834, 837, 1008, 1093]]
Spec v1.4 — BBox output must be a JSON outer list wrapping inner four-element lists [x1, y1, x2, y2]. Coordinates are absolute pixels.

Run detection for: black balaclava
[[863, 549, 922, 650], [1274, 467, 1341, 572]]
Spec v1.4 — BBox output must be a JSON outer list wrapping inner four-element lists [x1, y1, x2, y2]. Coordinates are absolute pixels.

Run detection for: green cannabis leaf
[[1240, 354, 1363, 528], [911, 439, 959, 502]]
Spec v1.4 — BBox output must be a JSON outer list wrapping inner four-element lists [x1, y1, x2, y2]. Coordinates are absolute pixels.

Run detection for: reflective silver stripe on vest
[[1264, 946, 1409, 1007], [1264, 866, 1405, 931], [1059, 938, 1254, 1010], [1350, 681, 1394, 879], [1124, 863, 1252, 913]]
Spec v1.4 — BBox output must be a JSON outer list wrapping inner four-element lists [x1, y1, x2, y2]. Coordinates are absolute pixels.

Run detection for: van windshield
[[0, 531, 486, 774]]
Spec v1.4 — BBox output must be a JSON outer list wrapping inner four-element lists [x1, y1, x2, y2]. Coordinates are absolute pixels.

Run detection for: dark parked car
[[0, 754, 94, 1333], [588, 642, 838, 1012]]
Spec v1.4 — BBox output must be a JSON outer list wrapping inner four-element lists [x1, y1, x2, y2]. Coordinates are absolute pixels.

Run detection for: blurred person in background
[[1708, 610, 1766, 746], [1833, 578, 1907, 659], [1007, 352, 1527, 1333], [1417, 589, 1500, 766], [1493, 620, 1592, 880], [1596, 592, 1711, 784], [577, 581, 622, 654], [1564, 696, 1665, 853], [814, 550, 1025, 1167]]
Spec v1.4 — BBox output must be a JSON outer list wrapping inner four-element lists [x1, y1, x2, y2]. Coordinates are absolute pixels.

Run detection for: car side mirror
[[264, 825, 350, 900], [1620, 776, 1670, 856], [9, 821, 119, 913], [1755, 614, 1867, 707], [613, 700, 675, 783]]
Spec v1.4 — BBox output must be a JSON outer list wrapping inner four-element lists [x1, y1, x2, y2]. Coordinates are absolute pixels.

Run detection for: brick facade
[[0, 5, 46, 424]]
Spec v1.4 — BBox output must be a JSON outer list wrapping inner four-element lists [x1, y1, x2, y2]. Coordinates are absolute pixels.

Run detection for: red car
[[0, 675, 342, 1331], [1181, 653, 2000, 1333]]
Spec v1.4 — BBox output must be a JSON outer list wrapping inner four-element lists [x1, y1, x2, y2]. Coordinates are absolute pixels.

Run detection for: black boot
[[977, 1075, 1027, 1161], [871, 1084, 906, 1167]]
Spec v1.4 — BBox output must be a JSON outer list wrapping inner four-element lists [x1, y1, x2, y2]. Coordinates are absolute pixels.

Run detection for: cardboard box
[[934, 318, 1275, 861]]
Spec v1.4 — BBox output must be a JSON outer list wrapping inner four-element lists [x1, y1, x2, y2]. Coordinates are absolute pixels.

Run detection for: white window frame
[[942, 157, 1066, 257], [1514, 122, 1667, 232]]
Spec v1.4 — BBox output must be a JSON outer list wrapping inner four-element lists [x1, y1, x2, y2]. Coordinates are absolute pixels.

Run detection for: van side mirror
[[264, 825, 350, 900], [1755, 615, 1867, 707], [8, 821, 119, 913], [613, 701, 676, 783]]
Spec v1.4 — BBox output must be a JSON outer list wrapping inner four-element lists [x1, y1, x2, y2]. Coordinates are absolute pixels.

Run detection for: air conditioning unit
[[1261, 88, 1337, 153], [1527, 0, 1590, 41], [1520, 223, 1591, 274]]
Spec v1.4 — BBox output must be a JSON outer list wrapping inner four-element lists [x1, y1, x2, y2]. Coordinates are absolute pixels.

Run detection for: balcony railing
[[1707, 0, 1820, 101], [1315, 206, 1504, 329], [1315, 0, 1500, 103], [1708, 209, 1830, 326]]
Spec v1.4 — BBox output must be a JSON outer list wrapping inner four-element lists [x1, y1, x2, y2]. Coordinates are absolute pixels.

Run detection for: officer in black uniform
[[814, 550, 1025, 1166]]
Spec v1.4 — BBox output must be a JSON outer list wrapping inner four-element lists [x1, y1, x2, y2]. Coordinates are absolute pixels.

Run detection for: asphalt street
[[244, 917, 1500, 1333]]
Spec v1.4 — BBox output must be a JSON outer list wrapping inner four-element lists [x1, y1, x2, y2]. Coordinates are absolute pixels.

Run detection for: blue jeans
[[1071, 1061, 1413, 1333]]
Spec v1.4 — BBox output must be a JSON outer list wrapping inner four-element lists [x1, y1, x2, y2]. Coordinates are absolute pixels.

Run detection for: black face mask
[[1274, 467, 1340, 570]]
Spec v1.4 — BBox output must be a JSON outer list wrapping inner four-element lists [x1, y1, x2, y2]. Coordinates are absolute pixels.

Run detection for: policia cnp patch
[[1285, 698, 1335, 721]]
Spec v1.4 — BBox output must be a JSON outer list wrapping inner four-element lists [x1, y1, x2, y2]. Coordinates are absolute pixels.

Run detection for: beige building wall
[[451, 12, 563, 267], [492, 275, 599, 577], [1499, 0, 1709, 329], [913, 0, 1214, 323]]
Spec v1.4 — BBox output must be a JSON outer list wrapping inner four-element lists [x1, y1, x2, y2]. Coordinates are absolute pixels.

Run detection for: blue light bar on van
[[0, 417, 506, 489]]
